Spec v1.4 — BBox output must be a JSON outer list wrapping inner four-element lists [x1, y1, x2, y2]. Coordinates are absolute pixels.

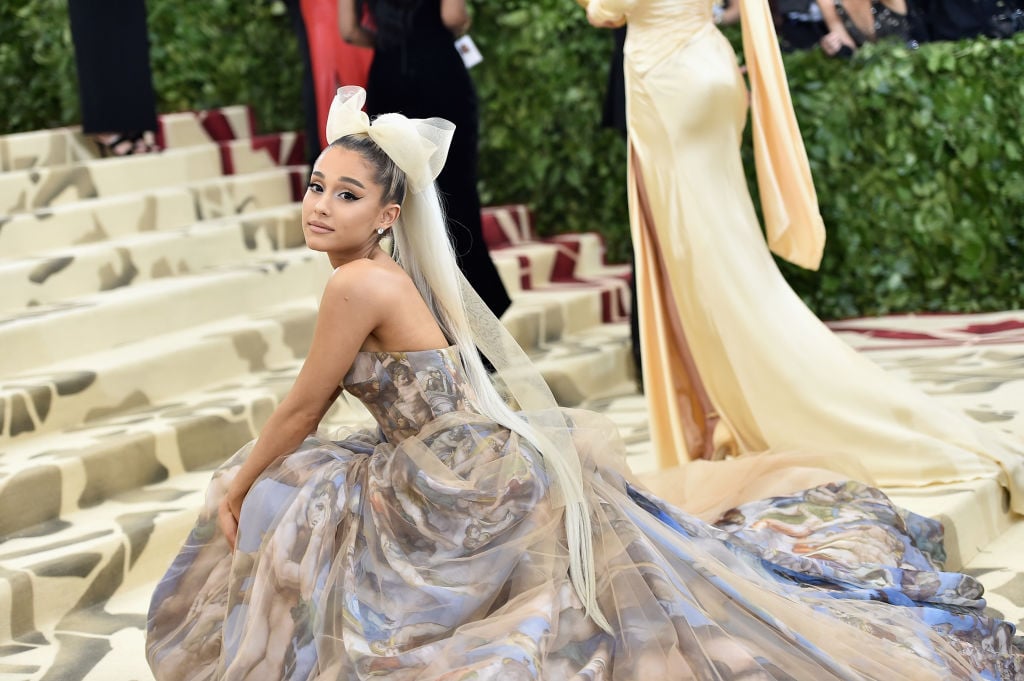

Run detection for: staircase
[[0, 109, 638, 680], [0, 109, 1021, 681]]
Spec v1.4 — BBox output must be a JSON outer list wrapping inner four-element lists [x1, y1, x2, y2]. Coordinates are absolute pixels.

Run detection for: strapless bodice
[[343, 346, 479, 443]]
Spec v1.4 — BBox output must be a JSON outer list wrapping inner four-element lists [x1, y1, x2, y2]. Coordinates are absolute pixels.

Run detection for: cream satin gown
[[587, 0, 1024, 514]]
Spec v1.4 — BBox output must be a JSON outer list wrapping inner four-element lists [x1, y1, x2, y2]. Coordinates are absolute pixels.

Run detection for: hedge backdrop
[[2, 0, 1023, 318]]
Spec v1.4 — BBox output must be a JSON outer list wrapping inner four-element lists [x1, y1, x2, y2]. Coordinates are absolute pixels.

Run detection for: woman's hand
[[820, 30, 856, 56], [218, 485, 247, 549], [338, 0, 376, 47], [588, 14, 625, 28], [817, 0, 858, 57], [583, 0, 626, 28]]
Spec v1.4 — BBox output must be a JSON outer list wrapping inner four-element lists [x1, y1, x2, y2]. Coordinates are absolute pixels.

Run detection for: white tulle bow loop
[[325, 86, 455, 194]]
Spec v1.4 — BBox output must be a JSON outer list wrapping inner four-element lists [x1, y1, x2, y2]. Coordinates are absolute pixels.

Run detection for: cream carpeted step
[[0, 302, 318, 445], [0, 105, 256, 175], [490, 240, 628, 292], [487, 223, 631, 325], [215, 134, 308, 175], [0, 165, 305, 263], [0, 147, 223, 216], [543, 234, 632, 324], [158, 106, 254, 150], [0, 127, 94, 173], [159, 107, 304, 174], [963, 519, 1024, 627], [0, 247, 622, 384], [527, 322, 636, 406], [502, 287, 606, 352], [546, 232, 629, 279], [0, 249, 332, 378], [0, 205, 305, 313], [491, 243, 559, 292], [480, 204, 534, 248], [0, 473, 208, 644], [0, 375, 287, 541], [0, 591, 157, 681], [0, 357, 378, 541], [0, 370, 375, 641], [491, 254, 524, 297]]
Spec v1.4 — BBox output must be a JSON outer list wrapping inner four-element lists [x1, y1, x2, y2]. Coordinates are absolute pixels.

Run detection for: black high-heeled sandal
[[95, 131, 158, 157]]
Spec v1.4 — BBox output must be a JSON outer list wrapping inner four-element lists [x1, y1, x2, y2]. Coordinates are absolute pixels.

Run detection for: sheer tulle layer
[[146, 387, 1022, 678]]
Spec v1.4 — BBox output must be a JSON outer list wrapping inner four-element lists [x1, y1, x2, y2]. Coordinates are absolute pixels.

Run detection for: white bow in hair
[[325, 86, 456, 194]]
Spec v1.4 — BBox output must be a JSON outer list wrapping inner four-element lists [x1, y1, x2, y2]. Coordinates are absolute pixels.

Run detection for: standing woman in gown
[[581, 0, 1023, 509], [339, 0, 512, 319]]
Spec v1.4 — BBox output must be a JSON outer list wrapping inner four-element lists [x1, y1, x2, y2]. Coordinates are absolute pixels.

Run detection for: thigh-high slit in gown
[[588, 0, 1024, 511]]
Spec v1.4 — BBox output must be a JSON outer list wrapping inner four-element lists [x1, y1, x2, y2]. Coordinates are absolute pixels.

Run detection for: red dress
[[300, 0, 375, 147]]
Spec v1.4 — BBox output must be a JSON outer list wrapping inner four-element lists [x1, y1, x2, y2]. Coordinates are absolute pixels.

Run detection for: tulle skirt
[[146, 409, 1023, 680]]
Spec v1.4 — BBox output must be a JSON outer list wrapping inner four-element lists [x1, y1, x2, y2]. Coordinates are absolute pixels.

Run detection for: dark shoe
[[95, 131, 158, 157]]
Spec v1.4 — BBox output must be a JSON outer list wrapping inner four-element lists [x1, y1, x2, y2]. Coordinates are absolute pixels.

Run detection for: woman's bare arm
[[817, 0, 858, 54], [441, 0, 471, 35], [584, 0, 630, 28], [218, 262, 387, 546], [338, 0, 376, 47]]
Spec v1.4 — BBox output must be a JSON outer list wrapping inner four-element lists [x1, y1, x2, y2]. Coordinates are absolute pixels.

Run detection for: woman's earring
[[378, 228, 394, 256]]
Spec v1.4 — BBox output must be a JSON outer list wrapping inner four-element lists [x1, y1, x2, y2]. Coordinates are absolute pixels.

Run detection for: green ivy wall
[[3, 0, 1022, 318]]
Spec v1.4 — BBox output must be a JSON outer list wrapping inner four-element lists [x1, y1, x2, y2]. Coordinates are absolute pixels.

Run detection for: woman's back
[[366, 0, 471, 122], [371, 0, 451, 51]]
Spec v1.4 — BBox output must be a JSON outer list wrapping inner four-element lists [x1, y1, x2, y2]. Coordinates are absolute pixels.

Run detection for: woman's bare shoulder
[[326, 258, 418, 306]]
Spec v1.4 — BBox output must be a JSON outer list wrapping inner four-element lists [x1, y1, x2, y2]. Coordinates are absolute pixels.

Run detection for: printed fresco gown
[[146, 347, 1023, 680], [589, 0, 1024, 507]]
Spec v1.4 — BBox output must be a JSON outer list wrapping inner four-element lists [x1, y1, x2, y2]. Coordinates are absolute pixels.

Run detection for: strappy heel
[[95, 130, 158, 157]]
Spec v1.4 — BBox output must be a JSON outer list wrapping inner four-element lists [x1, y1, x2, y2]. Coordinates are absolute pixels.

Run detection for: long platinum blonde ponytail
[[393, 184, 611, 632]]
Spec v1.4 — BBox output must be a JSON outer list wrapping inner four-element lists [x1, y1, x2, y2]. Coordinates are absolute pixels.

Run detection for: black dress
[[67, 0, 158, 135], [833, 0, 912, 44], [364, 0, 511, 319]]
